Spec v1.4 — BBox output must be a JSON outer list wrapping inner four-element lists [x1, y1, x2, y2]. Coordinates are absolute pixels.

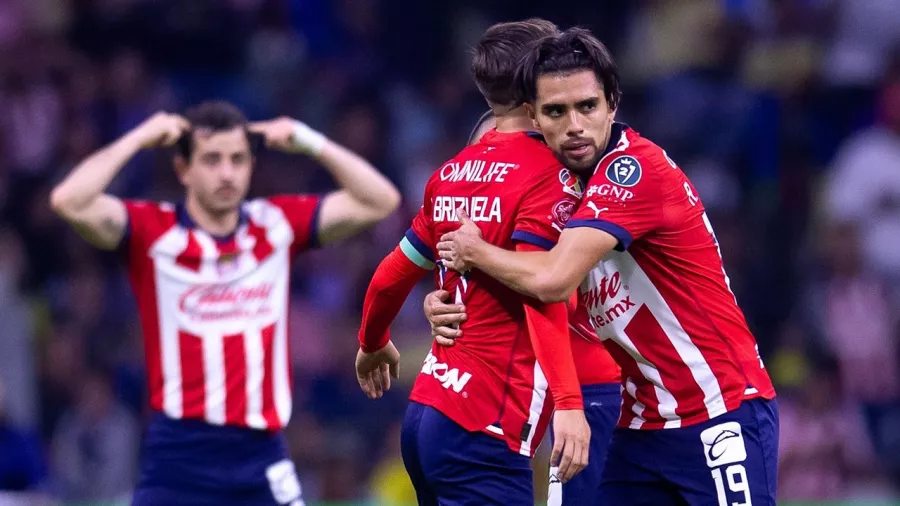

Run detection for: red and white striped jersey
[[568, 294, 621, 387], [119, 195, 320, 432], [567, 124, 776, 430]]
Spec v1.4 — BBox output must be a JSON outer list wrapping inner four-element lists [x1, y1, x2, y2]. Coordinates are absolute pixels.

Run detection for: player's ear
[[524, 102, 536, 120], [173, 154, 190, 185]]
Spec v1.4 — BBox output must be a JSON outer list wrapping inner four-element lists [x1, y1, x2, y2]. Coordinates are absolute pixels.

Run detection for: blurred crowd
[[0, 0, 900, 504]]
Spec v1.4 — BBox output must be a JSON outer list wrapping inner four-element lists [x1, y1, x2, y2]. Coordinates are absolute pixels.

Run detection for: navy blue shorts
[[547, 383, 620, 506], [132, 413, 304, 506], [600, 398, 779, 506], [400, 401, 533, 506]]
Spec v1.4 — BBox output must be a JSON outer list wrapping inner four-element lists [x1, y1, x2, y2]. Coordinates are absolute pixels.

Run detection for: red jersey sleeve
[[358, 246, 428, 352], [119, 200, 176, 262], [518, 241, 582, 410], [567, 153, 663, 250], [267, 194, 322, 253], [511, 165, 579, 251], [400, 190, 436, 270]]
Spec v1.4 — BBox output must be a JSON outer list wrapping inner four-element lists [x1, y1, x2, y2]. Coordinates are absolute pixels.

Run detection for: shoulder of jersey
[[129, 199, 176, 215], [596, 131, 678, 188]]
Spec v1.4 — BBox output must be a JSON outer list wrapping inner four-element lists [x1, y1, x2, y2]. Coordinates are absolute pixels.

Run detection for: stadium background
[[0, 0, 899, 504]]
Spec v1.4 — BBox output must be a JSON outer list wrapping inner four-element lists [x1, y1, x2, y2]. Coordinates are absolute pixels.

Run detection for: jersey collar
[[176, 201, 249, 242], [600, 122, 628, 158]]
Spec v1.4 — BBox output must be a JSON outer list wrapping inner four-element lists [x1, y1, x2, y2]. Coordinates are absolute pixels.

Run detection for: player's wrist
[[359, 337, 389, 354], [465, 238, 489, 267], [290, 120, 327, 158]]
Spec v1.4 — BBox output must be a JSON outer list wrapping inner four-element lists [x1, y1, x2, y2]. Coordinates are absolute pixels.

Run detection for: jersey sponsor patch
[[266, 459, 303, 504], [700, 422, 747, 468], [606, 155, 642, 187], [559, 168, 585, 198]]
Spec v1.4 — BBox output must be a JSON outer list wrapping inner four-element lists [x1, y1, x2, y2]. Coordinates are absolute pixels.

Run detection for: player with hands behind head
[[50, 101, 400, 506]]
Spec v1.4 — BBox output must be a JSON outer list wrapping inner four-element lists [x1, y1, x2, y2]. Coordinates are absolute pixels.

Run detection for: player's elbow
[[533, 273, 576, 304], [49, 186, 77, 218], [370, 183, 402, 221]]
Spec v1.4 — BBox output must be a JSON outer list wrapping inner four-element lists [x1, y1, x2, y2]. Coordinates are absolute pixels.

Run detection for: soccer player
[[437, 28, 779, 506], [355, 19, 590, 505], [49, 101, 401, 506], [426, 111, 622, 506]]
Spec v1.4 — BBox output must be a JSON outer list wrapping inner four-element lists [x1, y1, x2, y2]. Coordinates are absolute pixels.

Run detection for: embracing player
[[49, 102, 400, 506], [355, 19, 590, 505], [438, 28, 778, 506], [425, 111, 622, 506]]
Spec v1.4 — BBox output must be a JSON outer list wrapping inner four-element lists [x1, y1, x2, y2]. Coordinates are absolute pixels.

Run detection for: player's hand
[[424, 290, 466, 346], [550, 409, 591, 483], [247, 117, 297, 151], [437, 208, 483, 272], [248, 117, 327, 156], [133, 112, 190, 149], [355, 342, 400, 400]]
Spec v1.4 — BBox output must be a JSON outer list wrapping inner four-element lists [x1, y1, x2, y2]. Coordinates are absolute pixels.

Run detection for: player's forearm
[[49, 130, 142, 214], [359, 246, 427, 352], [525, 301, 582, 410], [466, 240, 570, 303], [519, 242, 582, 409], [316, 140, 401, 221]]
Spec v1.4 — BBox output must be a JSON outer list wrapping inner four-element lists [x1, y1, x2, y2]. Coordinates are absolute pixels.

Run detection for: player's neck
[[185, 196, 240, 237], [492, 105, 534, 134]]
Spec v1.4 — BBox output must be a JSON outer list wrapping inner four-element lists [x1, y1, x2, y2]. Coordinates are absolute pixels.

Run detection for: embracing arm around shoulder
[[440, 221, 618, 303]]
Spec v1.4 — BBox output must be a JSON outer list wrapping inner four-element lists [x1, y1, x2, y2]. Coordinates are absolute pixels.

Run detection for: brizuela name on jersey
[[432, 158, 521, 224]]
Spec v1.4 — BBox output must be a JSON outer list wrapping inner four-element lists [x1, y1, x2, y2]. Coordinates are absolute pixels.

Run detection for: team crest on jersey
[[558, 168, 584, 198], [551, 199, 576, 227], [216, 252, 240, 276], [606, 155, 642, 187]]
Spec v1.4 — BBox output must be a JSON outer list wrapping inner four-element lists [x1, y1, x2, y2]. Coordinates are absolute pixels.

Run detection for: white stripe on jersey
[[485, 424, 504, 436], [245, 200, 297, 246], [624, 378, 647, 430], [245, 326, 266, 429], [274, 319, 292, 426], [620, 253, 728, 422], [616, 327, 681, 428], [587, 251, 728, 425], [519, 362, 548, 456], [151, 227, 191, 419], [203, 333, 226, 425]]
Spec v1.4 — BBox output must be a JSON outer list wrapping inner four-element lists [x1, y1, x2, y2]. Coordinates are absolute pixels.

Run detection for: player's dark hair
[[177, 100, 253, 159], [471, 18, 560, 108], [516, 27, 621, 110]]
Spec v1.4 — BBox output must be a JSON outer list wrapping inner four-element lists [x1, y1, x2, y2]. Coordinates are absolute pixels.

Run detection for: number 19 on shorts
[[701, 422, 753, 506], [712, 465, 752, 506]]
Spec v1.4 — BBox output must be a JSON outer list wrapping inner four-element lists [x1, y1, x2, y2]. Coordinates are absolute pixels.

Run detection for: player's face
[[179, 127, 253, 216], [528, 70, 616, 174]]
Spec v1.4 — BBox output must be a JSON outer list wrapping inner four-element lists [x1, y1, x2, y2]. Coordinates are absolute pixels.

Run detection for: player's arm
[[517, 241, 589, 482], [249, 117, 401, 246], [358, 246, 430, 354], [440, 211, 617, 303], [442, 154, 664, 302], [49, 113, 189, 250], [356, 200, 435, 399]]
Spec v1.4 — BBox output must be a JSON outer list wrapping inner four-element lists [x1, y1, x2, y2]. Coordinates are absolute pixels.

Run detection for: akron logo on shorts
[[606, 155, 642, 187]]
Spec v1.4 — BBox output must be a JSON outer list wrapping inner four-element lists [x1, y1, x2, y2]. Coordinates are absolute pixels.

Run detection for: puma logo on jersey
[[587, 201, 608, 219]]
